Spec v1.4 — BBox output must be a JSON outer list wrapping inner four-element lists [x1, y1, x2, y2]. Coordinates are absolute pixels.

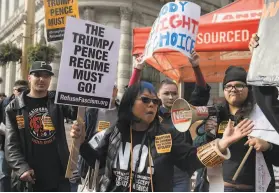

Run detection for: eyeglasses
[[224, 84, 247, 91], [138, 96, 161, 105]]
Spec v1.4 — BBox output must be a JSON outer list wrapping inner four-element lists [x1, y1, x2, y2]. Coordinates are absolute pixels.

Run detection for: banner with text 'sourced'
[[44, 0, 80, 42], [55, 17, 120, 109]]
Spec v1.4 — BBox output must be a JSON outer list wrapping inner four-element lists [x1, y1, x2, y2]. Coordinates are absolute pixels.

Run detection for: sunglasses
[[138, 96, 161, 105]]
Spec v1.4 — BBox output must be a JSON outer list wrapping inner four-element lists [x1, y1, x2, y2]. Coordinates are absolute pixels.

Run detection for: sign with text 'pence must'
[[44, 0, 79, 42], [55, 17, 120, 109]]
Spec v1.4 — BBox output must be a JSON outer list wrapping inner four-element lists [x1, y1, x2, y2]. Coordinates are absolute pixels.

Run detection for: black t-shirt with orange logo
[[25, 95, 62, 190]]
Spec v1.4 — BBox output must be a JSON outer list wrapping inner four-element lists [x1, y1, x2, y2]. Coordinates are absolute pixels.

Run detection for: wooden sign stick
[[65, 107, 86, 178], [232, 146, 253, 181]]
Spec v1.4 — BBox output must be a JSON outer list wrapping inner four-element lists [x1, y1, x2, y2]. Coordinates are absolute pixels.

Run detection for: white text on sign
[[172, 109, 192, 124]]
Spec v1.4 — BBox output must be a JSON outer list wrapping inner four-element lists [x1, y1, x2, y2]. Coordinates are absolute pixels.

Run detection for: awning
[[132, 0, 264, 82]]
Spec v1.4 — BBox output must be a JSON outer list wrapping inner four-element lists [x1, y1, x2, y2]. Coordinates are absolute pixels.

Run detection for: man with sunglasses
[[4, 61, 77, 192], [0, 80, 28, 192]]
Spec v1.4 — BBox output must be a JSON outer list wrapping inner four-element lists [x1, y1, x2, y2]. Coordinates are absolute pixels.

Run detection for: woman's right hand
[[70, 121, 82, 139], [204, 117, 218, 133]]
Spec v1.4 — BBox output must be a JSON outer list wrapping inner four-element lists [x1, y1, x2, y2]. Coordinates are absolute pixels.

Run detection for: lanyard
[[129, 127, 154, 192]]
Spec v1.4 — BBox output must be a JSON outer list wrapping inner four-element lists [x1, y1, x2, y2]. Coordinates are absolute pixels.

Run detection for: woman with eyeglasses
[[194, 66, 279, 192], [71, 81, 254, 192]]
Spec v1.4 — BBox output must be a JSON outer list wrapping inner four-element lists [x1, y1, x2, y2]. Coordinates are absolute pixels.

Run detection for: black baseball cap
[[29, 61, 54, 76]]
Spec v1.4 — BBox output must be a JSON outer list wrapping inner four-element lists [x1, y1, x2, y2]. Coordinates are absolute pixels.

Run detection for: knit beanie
[[223, 66, 247, 87]]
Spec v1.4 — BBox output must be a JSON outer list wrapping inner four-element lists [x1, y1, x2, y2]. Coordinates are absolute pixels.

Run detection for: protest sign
[[247, 0, 279, 86], [44, 0, 79, 42], [55, 17, 120, 109], [155, 134, 172, 154], [143, 1, 201, 61], [256, 152, 271, 192], [249, 104, 279, 145]]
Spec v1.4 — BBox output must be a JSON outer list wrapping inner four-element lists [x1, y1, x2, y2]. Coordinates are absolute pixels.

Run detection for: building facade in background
[[0, 0, 233, 99]]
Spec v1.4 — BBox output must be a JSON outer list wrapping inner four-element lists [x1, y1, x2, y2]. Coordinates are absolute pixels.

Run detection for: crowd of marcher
[[0, 33, 278, 193]]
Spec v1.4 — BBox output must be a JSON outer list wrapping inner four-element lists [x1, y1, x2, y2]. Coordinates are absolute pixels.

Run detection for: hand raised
[[218, 119, 254, 151], [188, 50, 200, 68], [249, 33, 259, 53], [70, 121, 82, 139], [134, 54, 145, 70]]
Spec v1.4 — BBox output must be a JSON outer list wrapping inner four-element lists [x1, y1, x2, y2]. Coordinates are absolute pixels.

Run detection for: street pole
[[21, 0, 36, 80]]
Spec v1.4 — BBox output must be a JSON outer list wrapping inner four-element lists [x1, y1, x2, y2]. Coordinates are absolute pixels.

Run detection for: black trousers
[[0, 176, 11, 192], [31, 179, 70, 192]]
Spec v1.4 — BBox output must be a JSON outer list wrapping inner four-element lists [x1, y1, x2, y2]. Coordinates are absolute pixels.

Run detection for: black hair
[[0, 92, 6, 97], [14, 80, 29, 87], [117, 81, 160, 133], [159, 78, 178, 90], [233, 86, 256, 121]]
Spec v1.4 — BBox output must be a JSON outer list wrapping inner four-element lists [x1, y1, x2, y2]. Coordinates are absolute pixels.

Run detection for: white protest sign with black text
[[143, 1, 201, 60], [55, 17, 120, 109]]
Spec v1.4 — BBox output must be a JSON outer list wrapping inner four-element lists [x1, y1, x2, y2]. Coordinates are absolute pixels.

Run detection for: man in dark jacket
[[0, 80, 28, 192], [5, 61, 77, 192]]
